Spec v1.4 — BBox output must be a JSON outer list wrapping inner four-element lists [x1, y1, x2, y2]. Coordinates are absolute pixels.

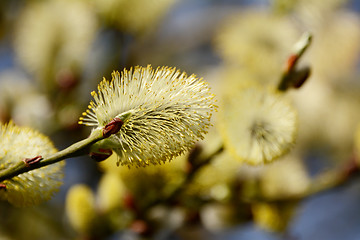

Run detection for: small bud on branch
[[278, 32, 312, 91]]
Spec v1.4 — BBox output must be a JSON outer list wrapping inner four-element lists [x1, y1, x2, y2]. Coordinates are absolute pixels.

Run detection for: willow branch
[[142, 143, 225, 211], [168, 143, 225, 202], [0, 128, 104, 182], [247, 157, 359, 203]]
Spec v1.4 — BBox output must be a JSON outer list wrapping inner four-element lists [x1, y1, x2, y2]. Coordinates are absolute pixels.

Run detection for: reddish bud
[[103, 118, 123, 138], [23, 155, 43, 167], [0, 184, 6, 190], [124, 192, 137, 211], [286, 54, 298, 72], [291, 67, 311, 89], [56, 69, 78, 91], [89, 149, 113, 162], [130, 220, 149, 235]]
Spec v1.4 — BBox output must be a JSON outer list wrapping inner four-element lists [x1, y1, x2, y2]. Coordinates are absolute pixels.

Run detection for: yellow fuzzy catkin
[[219, 83, 297, 165], [97, 172, 126, 212], [100, 153, 186, 210], [215, 10, 298, 80], [260, 156, 310, 199], [0, 122, 64, 206], [79, 65, 217, 167], [14, 0, 96, 84], [91, 0, 177, 35], [66, 184, 97, 234]]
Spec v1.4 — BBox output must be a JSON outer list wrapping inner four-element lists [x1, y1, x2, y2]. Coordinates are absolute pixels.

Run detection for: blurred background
[[1, 0, 360, 239]]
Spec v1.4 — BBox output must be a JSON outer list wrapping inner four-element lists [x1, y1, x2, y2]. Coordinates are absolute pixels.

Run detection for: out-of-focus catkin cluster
[[89, 0, 177, 35], [218, 82, 298, 165], [214, 8, 302, 165], [66, 185, 97, 235], [14, 0, 96, 88], [215, 9, 299, 85], [0, 122, 64, 206], [79, 65, 217, 167], [66, 174, 133, 237], [99, 153, 186, 209]]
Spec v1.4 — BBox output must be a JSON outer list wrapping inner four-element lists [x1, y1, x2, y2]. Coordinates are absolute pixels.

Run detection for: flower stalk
[[142, 143, 225, 210]]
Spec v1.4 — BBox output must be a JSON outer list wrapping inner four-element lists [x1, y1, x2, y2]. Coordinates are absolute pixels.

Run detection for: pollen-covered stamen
[[23, 155, 43, 167], [89, 148, 113, 162], [103, 118, 124, 138]]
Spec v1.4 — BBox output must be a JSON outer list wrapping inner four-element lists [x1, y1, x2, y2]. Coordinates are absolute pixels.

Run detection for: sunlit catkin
[[66, 184, 97, 235], [219, 83, 297, 165], [79, 65, 216, 167], [0, 122, 64, 206]]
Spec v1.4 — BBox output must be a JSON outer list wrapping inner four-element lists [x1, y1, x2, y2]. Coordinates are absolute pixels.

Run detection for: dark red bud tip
[[0, 184, 6, 190], [56, 69, 78, 91], [286, 54, 298, 73], [23, 155, 43, 167], [292, 67, 311, 89], [103, 118, 123, 138], [89, 149, 113, 162], [124, 192, 136, 210], [130, 220, 149, 235]]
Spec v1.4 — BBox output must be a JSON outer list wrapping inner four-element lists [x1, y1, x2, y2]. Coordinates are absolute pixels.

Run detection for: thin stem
[[0, 128, 104, 182], [246, 157, 359, 203], [142, 143, 225, 211], [169, 143, 225, 202]]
